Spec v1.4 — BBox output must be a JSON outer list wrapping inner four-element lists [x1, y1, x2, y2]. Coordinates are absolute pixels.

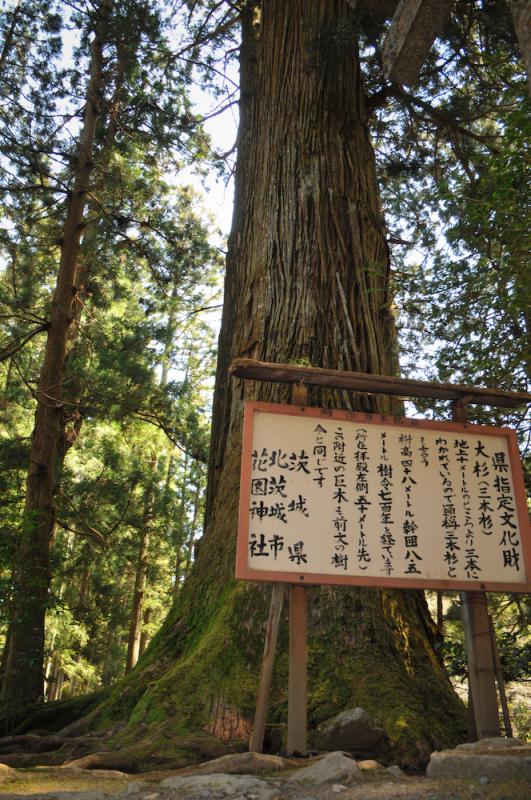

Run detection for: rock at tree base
[[287, 752, 361, 784], [124, 782, 147, 794], [385, 764, 405, 779], [159, 773, 279, 799], [313, 708, 390, 759], [177, 751, 293, 775], [357, 759, 385, 770], [456, 736, 524, 751], [427, 737, 531, 782]]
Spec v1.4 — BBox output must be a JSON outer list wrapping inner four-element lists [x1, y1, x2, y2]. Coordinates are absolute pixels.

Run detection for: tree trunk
[[0, 10, 106, 714], [46, 656, 62, 702], [138, 607, 152, 658], [125, 459, 157, 674], [173, 452, 189, 593], [183, 480, 201, 580], [91, 0, 465, 767], [507, 0, 531, 95], [0, 0, 22, 77]]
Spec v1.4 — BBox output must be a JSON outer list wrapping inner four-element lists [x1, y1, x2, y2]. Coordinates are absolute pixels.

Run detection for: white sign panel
[[236, 403, 531, 591]]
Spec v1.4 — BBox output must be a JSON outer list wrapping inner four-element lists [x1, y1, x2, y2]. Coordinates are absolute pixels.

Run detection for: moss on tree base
[[73, 581, 466, 771]]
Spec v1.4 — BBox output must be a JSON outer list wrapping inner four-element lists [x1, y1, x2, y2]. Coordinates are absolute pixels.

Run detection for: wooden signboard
[[236, 402, 531, 592]]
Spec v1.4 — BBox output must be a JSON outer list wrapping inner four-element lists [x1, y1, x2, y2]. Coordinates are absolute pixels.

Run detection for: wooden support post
[[287, 583, 308, 755], [460, 592, 501, 738], [452, 399, 500, 740], [488, 614, 513, 738], [250, 380, 309, 755], [249, 583, 285, 753], [436, 590, 444, 636], [286, 379, 309, 756]]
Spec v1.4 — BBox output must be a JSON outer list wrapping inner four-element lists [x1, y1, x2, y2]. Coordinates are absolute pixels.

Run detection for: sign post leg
[[488, 613, 512, 738], [286, 380, 309, 756], [249, 583, 285, 753], [460, 590, 500, 739], [287, 584, 308, 755], [451, 400, 500, 740]]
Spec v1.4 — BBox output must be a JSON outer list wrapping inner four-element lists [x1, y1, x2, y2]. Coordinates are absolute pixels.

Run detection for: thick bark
[[206, 0, 398, 561], [0, 10, 105, 714]]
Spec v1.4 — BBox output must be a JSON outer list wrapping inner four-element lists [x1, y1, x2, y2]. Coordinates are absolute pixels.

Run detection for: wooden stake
[[286, 380, 309, 756], [451, 399, 500, 740], [436, 590, 444, 636], [287, 583, 308, 755], [249, 583, 285, 753], [460, 592, 501, 738], [249, 379, 309, 755], [488, 613, 513, 738]]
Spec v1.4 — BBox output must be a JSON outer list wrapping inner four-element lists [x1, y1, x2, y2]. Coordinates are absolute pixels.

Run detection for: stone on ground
[[357, 759, 384, 770], [427, 737, 531, 783], [287, 751, 361, 784], [385, 764, 405, 779], [456, 736, 524, 751], [158, 772, 279, 799], [177, 751, 292, 775], [313, 708, 390, 759], [124, 781, 148, 794]]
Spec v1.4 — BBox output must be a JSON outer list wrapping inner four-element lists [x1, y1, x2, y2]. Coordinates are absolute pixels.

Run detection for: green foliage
[[435, 592, 531, 695], [0, 0, 223, 704], [442, 631, 531, 684]]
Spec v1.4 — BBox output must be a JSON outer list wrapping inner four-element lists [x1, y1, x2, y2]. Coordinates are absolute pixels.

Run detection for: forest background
[[0, 0, 529, 756]]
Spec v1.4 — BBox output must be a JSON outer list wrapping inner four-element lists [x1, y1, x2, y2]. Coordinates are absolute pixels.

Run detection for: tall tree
[[88, 0, 468, 767], [0, 0, 108, 711], [0, 0, 218, 714]]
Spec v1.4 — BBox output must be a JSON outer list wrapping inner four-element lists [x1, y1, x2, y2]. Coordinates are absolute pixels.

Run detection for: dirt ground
[[0, 766, 530, 800]]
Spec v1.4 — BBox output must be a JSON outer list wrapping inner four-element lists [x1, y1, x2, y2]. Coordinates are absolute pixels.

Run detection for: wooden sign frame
[[236, 401, 531, 593]]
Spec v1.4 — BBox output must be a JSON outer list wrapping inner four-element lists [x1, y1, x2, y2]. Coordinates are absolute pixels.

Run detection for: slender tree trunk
[[75, 552, 91, 620], [125, 458, 157, 674], [55, 669, 64, 700], [46, 656, 62, 702], [0, 8, 106, 714], [138, 607, 152, 658], [173, 452, 189, 593], [0, 0, 22, 77], [160, 282, 180, 388], [184, 481, 201, 580]]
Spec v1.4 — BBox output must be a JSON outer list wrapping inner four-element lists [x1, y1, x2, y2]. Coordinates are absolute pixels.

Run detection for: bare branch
[[0, 324, 49, 363]]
